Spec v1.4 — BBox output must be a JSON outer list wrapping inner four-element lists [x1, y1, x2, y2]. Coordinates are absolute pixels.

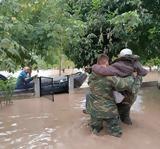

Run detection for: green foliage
[[0, 0, 78, 71], [0, 0, 160, 70], [0, 38, 27, 71], [64, 0, 160, 67], [145, 57, 160, 67], [0, 0, 34, 71], [0, 78, 16, 103]]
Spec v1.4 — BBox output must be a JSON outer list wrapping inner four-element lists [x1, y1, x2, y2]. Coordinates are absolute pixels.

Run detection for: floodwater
[[0, 71, 160, 149], [0, 85, 160, 149], [143, 71, 159, 82]]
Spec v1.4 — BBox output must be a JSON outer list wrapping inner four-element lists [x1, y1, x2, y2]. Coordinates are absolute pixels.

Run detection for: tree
[[0, 0, 77, 72], [0, 0, 30, 71], [64, 0, 160, 67], [145, 57, 160, 71], [1, 0, 160, 71]]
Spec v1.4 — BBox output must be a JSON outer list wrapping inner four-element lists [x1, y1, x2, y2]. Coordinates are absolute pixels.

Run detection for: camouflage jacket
[[86, 73, 141, 119]]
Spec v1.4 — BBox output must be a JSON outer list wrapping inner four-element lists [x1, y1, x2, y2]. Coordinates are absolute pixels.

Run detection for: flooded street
[[143, 71, 159, 82], [0, 86, 160, 149]]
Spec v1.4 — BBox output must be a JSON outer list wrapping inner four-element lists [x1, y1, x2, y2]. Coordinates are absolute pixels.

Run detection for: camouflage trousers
[[86, 94, 122, 137], [90, 115, 122, 137], [121, 76, 142, 106], [121, 92, 137, 106]]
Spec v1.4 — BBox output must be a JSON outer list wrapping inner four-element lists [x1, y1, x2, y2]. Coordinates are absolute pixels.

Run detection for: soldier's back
[[88, 73, 114, 101]]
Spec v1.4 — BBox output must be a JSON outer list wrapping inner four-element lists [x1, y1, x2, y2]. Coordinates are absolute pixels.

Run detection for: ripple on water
[[45, 128, 56, 133], [28, 132, 51, 145], [9, 115, 20, 118], [11, 123, 17, 127], [0, 133, 8, 136], [131, 95, 144, 113], [74, 97, 86, 110], [26, 128, 57, 147], [4, 138, 11, 142], [15, 137, 23, 143], [26, 115, 49, 120], [6, 129, 18, 135]]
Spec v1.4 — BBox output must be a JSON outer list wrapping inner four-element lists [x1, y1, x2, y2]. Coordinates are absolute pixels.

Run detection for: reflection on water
[[131, 94, 144, 113], [80, 93, 145, 113], [80, 97, 86, 110], [0, 111, 59, 148], [0, 87, 160, 149]]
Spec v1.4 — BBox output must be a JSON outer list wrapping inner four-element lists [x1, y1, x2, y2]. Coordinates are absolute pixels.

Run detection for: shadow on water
[[0, 86, 160, 149]]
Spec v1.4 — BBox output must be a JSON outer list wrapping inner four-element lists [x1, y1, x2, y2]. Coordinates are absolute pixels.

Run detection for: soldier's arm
[[134, 61, 148, 76], [92, 64, 117, 76], [109, 76, 134, 92]]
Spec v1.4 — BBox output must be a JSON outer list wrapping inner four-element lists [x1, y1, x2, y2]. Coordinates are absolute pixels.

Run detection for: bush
[[0, 78, 16, 104]]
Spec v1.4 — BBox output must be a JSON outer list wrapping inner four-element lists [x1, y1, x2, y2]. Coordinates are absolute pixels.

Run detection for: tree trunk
[[149, 66, 152, 72], [59, 55, 62, 76]]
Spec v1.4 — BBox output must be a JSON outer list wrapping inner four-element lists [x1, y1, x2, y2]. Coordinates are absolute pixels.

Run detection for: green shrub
[[0, 78, 16, 104]]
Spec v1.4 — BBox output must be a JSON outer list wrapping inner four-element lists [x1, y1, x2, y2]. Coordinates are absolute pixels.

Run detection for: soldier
[[86, 54, 141, 137], [92, 49, 148, 124]]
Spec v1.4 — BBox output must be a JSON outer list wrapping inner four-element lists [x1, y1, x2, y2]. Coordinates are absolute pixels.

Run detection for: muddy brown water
[[143, 71, 159, 82], [0, 71, 160, 149]]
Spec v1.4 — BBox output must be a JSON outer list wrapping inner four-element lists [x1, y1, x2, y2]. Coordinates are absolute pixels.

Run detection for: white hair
[[119, 48, 132, 57]]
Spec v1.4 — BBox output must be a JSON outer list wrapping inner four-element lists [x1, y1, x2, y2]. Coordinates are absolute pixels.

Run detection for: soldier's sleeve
[[134, 61, 148, 76], [92, 64, 117, 76], [109, 76, 134, 92]]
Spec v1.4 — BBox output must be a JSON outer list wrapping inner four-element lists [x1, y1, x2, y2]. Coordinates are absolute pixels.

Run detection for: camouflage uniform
[[92, 55, 147, 125], [86, 73, 141, 137], [119, 76, 142, 105], [115, 76, 142, 124]]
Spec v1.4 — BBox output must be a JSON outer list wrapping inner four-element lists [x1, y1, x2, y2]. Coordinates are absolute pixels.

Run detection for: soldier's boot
[[82, 109, 88, 114], [90, 116, 103, 135], [91, 126, 103, 135], [117, 103, 132, 125], [106, 117, 122, 137]]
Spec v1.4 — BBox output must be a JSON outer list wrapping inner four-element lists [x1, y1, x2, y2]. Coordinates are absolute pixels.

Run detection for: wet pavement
[[0, 86, 160, 149]]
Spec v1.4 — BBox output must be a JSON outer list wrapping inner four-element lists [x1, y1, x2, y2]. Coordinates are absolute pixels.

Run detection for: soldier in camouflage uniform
[[86, 54, 142, 137], [92, 49, 147, 124]]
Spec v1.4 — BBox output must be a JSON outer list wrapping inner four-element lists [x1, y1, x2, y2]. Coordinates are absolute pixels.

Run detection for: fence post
[[69, 75, 74, 93], [158, 76, 160, 89], [34, 77, 40, 97]]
